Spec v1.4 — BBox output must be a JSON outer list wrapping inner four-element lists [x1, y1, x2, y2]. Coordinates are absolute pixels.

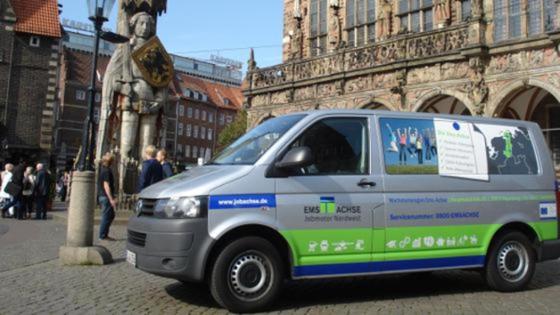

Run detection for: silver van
[[127, 110, 560, 312]]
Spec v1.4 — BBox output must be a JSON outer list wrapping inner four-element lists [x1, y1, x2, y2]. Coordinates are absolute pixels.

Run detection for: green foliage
[[217, 110, 248, 153]]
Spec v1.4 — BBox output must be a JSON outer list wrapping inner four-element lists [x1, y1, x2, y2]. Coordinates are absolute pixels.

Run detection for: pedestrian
[[98, 153, 117, 241], [138, 145, 163, 192], [34, 163, 50, 220], [0, 163, 14, 218], [62, 171, 70, 202], [2, 159, 26, 220], [22, 166, 36, 219], [157, 149, 174, 179]]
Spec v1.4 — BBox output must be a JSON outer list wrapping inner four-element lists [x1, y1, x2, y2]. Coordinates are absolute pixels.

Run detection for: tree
[[217, 110, 248, 153]]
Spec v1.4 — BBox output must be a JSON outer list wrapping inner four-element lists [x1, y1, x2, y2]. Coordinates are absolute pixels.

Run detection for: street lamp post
[[59, 0, 118, 266]]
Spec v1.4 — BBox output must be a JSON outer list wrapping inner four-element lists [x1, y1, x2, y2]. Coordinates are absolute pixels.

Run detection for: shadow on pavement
[[165, 282, 218, 308], [164, 264, 560, 312]]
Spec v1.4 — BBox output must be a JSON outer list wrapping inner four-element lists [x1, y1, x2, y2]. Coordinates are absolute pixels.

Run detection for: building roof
[[175, 73, 243, 111], [63, 48, 111, 86], [10, 0, 62, 38]]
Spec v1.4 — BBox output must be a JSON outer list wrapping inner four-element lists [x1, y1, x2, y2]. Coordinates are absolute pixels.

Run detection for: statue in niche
[[376, 0, 392, 40], [435, 0, 451, 27]]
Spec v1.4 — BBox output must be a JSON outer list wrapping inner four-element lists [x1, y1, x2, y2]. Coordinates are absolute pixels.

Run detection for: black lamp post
[[77, 0, 116, 171]]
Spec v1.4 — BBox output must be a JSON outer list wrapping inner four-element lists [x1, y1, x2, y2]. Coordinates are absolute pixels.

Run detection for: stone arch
[[356, 97, 397, 111], [489, 78, 560, 118], [490, 78, 560, 170], [412, 89, 475, 115]]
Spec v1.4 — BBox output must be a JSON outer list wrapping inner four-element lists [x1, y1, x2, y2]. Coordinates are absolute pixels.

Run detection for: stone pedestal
[[59, 171, 112, 265]]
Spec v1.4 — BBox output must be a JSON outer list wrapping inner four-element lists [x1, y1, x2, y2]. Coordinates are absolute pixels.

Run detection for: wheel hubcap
[[229, 252, 272, 300], [497, 241, 529, 283]]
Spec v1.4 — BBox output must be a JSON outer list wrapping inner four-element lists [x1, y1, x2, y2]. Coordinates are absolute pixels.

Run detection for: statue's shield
[[132, 36, 174, 88]]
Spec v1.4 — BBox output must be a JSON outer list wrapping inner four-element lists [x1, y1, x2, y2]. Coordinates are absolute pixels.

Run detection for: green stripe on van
[[281, 221, 558, 267]]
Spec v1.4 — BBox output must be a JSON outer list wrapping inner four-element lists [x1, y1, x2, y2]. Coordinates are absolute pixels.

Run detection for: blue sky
[[58, 0, 284, 70]]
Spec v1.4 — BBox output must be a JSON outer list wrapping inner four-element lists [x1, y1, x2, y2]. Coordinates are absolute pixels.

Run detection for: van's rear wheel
[[485, 231, 535, 292], [209, 237, 284, 313]]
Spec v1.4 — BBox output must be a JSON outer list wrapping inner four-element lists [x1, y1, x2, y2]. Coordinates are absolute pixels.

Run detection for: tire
[[209, 237, 284, 313], [485, 231, 536, 292]]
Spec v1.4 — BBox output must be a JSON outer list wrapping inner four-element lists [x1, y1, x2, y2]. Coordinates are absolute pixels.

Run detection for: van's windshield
[[210, 114, 306, 165]]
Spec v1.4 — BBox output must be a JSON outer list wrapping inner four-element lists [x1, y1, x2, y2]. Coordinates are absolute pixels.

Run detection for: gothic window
[[346, 0, 376, 47], [461, 0, 471, 22], [398, 0, 433, 33], [494, 0, 556, 42], [545, 0, 557, 31], [310, 0, 328, 56], [509, 0, 522, 38]]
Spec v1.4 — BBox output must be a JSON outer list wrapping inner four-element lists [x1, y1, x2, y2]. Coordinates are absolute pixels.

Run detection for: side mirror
[[275, 146, 313, 169]]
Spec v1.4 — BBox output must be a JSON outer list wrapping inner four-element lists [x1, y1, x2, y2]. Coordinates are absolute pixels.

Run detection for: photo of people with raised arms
[[381, 118, 439, 174]]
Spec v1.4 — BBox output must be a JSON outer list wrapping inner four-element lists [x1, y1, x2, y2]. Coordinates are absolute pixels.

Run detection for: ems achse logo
[[303, 197, 361, 222]]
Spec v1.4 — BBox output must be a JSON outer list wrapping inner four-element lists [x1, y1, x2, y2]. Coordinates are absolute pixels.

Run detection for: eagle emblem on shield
[[132, 36, 174, 88]]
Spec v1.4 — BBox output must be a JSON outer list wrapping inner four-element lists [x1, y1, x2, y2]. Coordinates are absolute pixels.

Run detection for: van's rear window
[[380, 117, 539, 176]]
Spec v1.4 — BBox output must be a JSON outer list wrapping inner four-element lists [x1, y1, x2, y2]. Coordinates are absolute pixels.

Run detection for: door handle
[[357, 179, 376, 188]]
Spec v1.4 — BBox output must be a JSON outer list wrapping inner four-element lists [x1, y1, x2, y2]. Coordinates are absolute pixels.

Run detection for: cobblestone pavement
[[1, 214, 560, 314]]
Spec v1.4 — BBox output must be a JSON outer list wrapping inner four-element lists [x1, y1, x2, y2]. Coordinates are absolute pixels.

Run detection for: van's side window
[[288, 117, 369, 175]]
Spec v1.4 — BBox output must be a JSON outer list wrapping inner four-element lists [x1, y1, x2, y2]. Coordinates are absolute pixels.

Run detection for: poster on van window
[[380, 118, 440, 174], [434, 119, 489, 181]]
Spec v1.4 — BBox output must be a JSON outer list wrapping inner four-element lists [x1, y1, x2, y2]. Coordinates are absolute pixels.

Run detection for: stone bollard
[[59, 171, 112, 265]]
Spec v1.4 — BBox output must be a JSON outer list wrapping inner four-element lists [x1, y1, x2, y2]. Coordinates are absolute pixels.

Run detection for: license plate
[[126, 250, 136, 267]]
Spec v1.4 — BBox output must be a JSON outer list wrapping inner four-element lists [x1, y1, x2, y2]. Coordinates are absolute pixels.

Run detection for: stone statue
[[328, 5, 341, 51], [377, 0, 392, 40], [435, 0, 451, 27], [471, 0, 482, 17], [97, 11, 171, 195], [290, 20, 303, 60]]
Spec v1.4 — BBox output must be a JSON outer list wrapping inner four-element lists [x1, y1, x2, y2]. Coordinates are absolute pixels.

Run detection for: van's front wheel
[[485, 231, 535, 292], [209, 237, 284, 313]]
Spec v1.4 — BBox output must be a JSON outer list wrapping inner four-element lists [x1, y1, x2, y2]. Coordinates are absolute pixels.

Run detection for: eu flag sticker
[[539, 202, 557, 220]]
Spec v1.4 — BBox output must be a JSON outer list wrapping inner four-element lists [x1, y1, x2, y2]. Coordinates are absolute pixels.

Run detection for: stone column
[[59, 171, 112, 265]]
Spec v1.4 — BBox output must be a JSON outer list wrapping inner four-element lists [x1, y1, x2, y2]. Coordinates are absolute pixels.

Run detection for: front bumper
[[539, 239, 560, 262], [126, 216, 214, 282]]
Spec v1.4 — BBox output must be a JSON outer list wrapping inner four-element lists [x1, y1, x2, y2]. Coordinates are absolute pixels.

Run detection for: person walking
[[34, 163, 50, 220], [98, 153, 117, 241], [0, 163, 14, 218], [138, 145, 163, 192], [157, 149, 174, 179], [22, 166, 36, 219]]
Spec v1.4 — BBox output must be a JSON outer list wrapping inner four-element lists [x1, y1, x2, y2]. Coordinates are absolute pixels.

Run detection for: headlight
[[153, 197, 207, 219]]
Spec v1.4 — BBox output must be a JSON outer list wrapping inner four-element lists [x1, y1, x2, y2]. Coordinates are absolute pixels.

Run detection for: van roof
[[287, 109, 541, 129]]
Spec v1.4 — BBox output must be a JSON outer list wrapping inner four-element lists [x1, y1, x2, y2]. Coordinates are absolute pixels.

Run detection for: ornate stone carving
[[251, 94, 269, 107], [345, 76, 370, 93], [465, 57, 489, 116], [441, 62, 470, 80], [408, 65, 441, 85], [294, 86, 315, 101], [251, 26, 468, 90], [270, 91, 290, 104]]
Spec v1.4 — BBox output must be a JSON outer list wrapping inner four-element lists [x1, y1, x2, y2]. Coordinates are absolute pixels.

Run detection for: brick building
[[244, 0, 560, 170], [54, 30, 242, 170], [54, 46, 110, 170], [172, 73, 242, 165], [0, 0, 62, 165]]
